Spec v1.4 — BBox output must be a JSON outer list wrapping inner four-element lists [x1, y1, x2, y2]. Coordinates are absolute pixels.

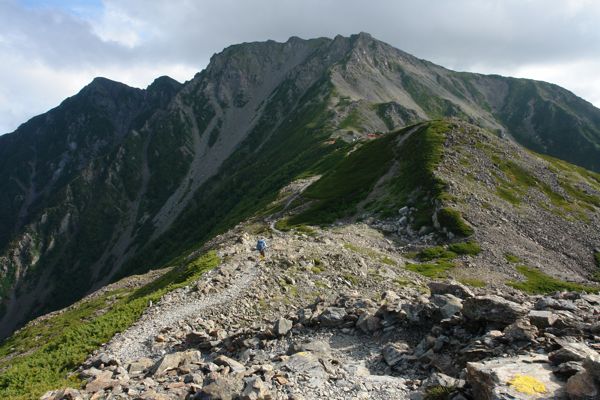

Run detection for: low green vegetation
[[406, 259, 456, 279], [274, 219, 315, 235], [508, 265, 599, 294], [343, 274, 359, 285], [459, 278, 486, 288], [408, 241, 480, 279], [437, 208, 474, 237], [447, 241, 481, 256], [493, 154, 599, 222], [416, 241, 480, 261], [310, 259, 325, 274], [424, 385, 454, 400], [505, 253, 521, 264], [288, 133, 396, 226], [274, 219, 293, 231], [339, 109, 364, 130], [284, 120, 474, 238], [0, 251, 220, 400], [384, 122, 448, 226], [417, 246, 456, 261]]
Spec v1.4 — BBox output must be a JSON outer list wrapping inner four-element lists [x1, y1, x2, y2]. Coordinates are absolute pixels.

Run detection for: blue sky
[[1, 0, 600, 134], [20, 0, 102, 17]]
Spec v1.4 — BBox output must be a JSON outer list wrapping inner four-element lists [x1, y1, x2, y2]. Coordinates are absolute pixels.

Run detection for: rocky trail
[[105, 256, 260, 363], [40, 218, 600, 400]]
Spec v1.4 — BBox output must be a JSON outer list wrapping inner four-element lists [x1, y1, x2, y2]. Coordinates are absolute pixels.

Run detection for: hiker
[[256, 238, 267, 259]]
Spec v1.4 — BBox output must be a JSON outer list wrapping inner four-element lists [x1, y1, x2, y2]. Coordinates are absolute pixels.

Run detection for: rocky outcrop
[[45, 279, 599, 400]]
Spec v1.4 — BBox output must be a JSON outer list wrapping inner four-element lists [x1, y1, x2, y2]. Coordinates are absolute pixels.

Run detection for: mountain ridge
[[1, 32, 600, 340], [0, 119, 598, 400]]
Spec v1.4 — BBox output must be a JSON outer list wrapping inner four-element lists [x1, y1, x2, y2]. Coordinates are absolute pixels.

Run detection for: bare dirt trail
[[105, 252, 260, 363]]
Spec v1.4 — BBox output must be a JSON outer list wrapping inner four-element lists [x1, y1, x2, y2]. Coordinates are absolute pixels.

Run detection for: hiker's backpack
[[257, 239, 266, 251]]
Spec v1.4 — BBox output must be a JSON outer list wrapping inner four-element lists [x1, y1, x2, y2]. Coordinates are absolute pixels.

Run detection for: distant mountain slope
[[2, 32, 600, 338]]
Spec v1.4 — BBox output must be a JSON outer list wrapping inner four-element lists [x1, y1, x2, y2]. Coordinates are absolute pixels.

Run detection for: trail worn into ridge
[[105, 254, 260, 363]]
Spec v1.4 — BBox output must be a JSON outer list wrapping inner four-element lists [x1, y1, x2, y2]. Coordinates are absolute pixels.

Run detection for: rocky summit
[[0, 33, 599, 400]]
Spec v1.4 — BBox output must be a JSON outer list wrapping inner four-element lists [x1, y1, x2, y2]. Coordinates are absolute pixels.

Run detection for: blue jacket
[[256, 239, 267, 251]]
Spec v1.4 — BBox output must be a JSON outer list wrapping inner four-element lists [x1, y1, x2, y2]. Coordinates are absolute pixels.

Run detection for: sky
[[1, 0, 600, 134]]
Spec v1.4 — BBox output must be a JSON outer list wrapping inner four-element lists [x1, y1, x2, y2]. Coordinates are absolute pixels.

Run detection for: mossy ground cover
[[406, 259, 456, 279], [407, 241, 480, 279], [508, 265, 599, 294], [416, 241, 480, 262], [447, 241, 481, 256], [0, 251, 220, 400]]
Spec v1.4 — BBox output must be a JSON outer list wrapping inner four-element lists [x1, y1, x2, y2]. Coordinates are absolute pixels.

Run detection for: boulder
[[462, 295, 528, 325], [200, 375, 244, 400], [283, 351, 328, 387], [431, 294, 463, 319], [356, 311, 381, 333], [428, 280, 475, 299], [535, 297, 578, 312], [40, 388, 83, 400], [503, 318, 538, 342], [240, 376, 273, 400], [288, 340, 331, 356], [466, 354, 566, 399], [153, 352, 184, 376], [422, 372, 462, 389], [566, 370, 599, 400], [84, 370, 117, 392], [528, 310, 558, 328], [273, 318, 293, 336], [382, 342, 411, 366], [554, 361, 585, 379], [186, 331, 212, 348], [85, 352, 119, 369], [583, 353, 600, 380], [127, 357, 154, 375], [214, 355, 246, 374], [318, 307, 347, 327], [549, 342, 598, 365]]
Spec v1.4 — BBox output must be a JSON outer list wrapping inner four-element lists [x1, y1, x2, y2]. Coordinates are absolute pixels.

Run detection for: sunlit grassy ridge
[[289, 120, 473, 236]]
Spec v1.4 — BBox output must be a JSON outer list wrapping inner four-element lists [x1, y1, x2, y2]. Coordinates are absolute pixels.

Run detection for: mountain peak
[[147, 75, 182, 93]]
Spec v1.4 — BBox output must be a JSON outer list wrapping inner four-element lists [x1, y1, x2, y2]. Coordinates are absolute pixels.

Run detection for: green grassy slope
[[288, 120, 473, 236], [0, 252, 219, 400]]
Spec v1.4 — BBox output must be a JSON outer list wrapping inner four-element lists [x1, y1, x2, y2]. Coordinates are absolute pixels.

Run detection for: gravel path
[[105, 258, 259, 363]]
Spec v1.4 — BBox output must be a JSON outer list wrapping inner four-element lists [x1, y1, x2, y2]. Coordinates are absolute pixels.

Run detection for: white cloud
[[1, 0, 600, 134]]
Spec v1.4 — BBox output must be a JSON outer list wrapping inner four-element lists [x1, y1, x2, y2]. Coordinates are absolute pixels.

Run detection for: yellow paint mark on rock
[[508, 374, 547, 395]]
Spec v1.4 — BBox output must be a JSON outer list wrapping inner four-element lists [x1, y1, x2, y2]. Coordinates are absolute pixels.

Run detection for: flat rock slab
[[467, 354, 567, 399], [463, 295, 528, 325]]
